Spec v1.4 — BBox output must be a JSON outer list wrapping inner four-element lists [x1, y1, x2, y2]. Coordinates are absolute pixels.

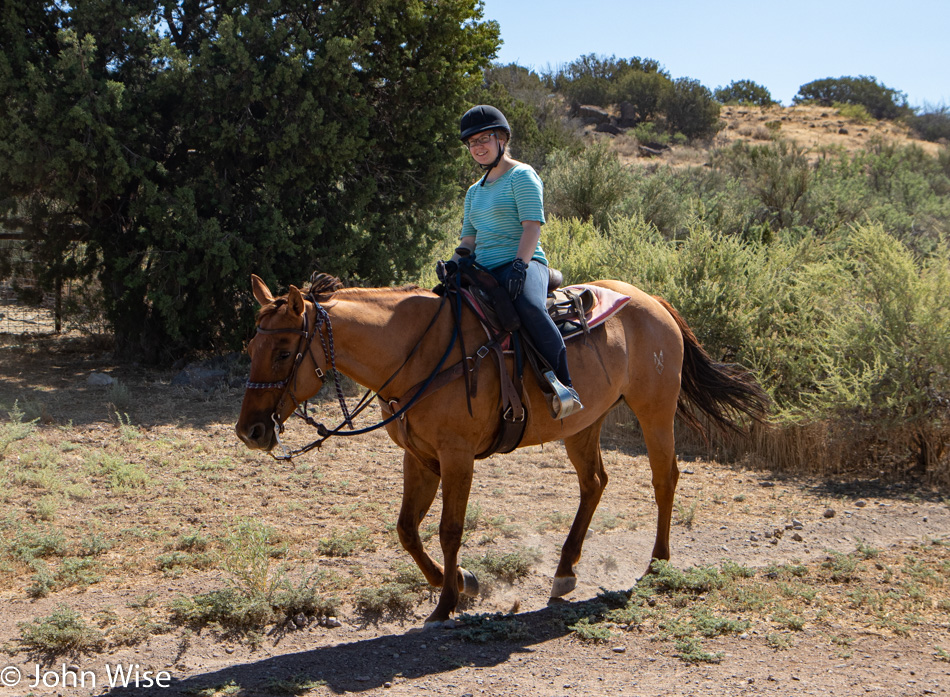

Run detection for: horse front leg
[[426, 453, 476, 625], [396, 452, 445, 589]]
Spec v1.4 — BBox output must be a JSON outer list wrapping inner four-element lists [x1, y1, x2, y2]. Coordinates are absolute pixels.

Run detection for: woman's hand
[[507, 258, 528, 300]]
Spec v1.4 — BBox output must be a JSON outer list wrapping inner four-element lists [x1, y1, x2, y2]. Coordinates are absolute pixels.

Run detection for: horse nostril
[[248, 422, 267, 443]]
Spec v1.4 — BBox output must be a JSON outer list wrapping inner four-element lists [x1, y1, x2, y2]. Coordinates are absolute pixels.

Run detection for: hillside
[[581, 104, 944, 167]]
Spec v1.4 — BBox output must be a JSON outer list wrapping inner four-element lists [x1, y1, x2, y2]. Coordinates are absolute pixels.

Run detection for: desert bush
[[708, 140, 813, 236], [906, 103, 950, 143], [354, 562, 429, 619], [0, 401, 36, 459], [548, 53, 668, 108], [17, 605, 105, 653], [714, 79, 775, 107], [835, 102, 873, 124], [794, 76, 910, 120], [613, 69, 672, 121], [662, 78, 721, 140], [544, 142, 634, 230]]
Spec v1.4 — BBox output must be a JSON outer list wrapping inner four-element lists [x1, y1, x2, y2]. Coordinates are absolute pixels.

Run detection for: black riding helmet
[[460, 105, 511, 185], [459, 105, 511, 141]]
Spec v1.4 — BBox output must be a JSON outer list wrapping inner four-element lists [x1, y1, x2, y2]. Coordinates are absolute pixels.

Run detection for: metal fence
[[0, 276, 64, 335]]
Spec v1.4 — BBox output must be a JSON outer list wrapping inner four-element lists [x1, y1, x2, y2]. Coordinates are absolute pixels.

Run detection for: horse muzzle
[[235, 419, 277, 451]]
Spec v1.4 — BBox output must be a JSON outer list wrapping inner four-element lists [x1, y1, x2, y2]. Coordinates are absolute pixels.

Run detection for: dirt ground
[[0, 335, 948, 697]]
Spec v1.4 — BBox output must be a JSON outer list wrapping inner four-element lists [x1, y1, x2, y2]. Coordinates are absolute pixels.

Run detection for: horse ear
[[251, 274, 274, 306], [287, 285, 305, 316]]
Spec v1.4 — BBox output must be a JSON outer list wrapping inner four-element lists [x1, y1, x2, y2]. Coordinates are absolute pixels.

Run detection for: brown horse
[[235, 273, 768, 625]]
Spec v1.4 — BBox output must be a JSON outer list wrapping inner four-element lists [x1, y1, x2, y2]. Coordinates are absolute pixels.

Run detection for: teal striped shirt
[[461, 163, 548, 270]]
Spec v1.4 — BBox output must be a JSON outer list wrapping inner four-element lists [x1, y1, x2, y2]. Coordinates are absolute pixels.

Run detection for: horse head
[[235, 274, 330, 451]]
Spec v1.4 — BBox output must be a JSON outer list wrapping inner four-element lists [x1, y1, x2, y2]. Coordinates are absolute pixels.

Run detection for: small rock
[[823, 508, 836, 518], [87, 372, 115, 386], [855, 500, 867, 508], [838, 127, 849, 135], [759, 481, 776, 488], [325, 616, 343, 628], [293, 613, 308, 628], [384, 682, 392, 689], [225, 646, 235, 654], [612, 646, 626, 653], [792, 532, 804, 542]]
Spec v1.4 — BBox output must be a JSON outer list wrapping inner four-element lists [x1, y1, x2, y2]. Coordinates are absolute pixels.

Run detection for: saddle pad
[[559, 284, 631, 341]]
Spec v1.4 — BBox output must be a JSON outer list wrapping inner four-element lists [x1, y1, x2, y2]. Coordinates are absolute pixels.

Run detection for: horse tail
[[653, 296, 770, 437]]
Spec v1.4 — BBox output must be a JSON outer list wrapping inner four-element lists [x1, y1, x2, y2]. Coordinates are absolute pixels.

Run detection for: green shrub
[[0, 401, 37, 459], [835, 102, 873, 124], [17, 605, 105, 653], [714, 79, 774, 107], [354, 562, 429, 619], [662, 78, 721, 140], [906, 104, 950, 142], [613, 69, 672, 121], [794, 76, 910, 120], [544, 142, 634, 230]]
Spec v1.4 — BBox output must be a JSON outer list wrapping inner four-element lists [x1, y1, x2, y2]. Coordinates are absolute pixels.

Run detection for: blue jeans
[[490, 261, 572, 386]]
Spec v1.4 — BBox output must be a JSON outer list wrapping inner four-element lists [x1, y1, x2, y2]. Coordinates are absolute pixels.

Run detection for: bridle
[[245, 290, 456, 461]]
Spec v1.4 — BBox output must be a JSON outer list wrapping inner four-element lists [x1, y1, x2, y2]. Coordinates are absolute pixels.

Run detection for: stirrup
[[543, 371, 584, 419]]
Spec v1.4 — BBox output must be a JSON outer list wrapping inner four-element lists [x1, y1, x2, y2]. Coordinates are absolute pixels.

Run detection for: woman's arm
[[516, 220, 541, 262], [451, 235, 476, 262]]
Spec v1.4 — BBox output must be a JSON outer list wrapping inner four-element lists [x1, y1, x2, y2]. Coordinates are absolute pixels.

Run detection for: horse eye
[[277, 351, 292, 361]]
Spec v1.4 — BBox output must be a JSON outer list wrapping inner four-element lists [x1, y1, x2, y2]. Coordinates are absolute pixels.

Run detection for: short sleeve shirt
[[461, 164, 548, 270]]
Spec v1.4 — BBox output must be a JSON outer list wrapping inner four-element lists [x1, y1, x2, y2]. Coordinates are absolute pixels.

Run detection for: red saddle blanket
[[557, 284, 631, 341]]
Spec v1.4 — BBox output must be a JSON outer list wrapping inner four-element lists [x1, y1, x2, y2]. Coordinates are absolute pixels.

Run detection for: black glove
[[507, 258, 528, 300], [436, 259, 458, 283]]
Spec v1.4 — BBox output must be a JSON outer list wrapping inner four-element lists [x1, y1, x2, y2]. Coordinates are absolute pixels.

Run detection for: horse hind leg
[[551, 422, 609, 599], [636, 405, 680, 568]]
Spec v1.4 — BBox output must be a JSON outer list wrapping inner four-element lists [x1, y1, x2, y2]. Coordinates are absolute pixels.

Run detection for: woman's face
[[466, 130, 504, 166]]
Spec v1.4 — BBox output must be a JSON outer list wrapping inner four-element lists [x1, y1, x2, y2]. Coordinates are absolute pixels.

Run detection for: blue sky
[[480, 0, 949, 108]]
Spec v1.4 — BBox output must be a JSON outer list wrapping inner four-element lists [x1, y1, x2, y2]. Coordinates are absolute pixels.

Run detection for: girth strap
[[379, 336, 528, 460]]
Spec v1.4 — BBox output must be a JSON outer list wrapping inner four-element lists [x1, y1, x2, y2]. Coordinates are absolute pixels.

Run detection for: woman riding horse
[[442, 105, 582, 418]]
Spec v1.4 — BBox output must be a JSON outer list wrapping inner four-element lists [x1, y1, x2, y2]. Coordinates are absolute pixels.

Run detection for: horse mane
[[309, 273, 345, 298]]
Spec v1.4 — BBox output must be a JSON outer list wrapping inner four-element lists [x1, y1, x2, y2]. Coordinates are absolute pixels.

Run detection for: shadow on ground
[[104, 598, 613, 696]]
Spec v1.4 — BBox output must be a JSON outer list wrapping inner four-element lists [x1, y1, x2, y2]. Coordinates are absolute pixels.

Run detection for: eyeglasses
[[466, 133, 495, 148]]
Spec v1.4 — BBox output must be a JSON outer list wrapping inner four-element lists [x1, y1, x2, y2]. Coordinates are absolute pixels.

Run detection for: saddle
[[437, 263, 629, 457]]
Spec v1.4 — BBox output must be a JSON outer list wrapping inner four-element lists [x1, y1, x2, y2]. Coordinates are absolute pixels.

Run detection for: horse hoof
[[550, 575, 577, 598], [459, 567, 480, 597]]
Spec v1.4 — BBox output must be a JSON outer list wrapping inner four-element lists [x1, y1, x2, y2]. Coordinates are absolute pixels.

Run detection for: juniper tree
[[0, 0, 498, 358]]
